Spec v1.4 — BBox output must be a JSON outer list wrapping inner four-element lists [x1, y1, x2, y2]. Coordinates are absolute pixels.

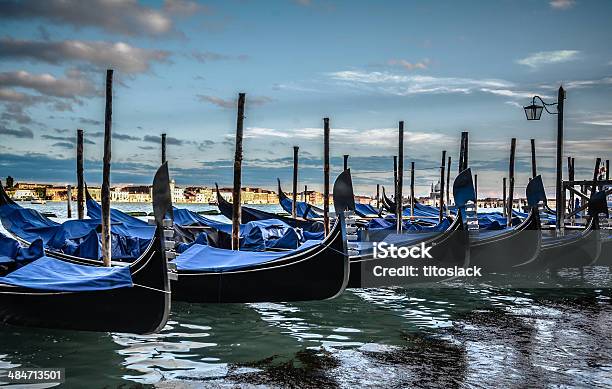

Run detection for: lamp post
[[524, 86, 565, 233]]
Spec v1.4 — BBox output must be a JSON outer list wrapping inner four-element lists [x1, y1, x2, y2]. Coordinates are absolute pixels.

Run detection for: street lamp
[[524, 86, 565, 233]]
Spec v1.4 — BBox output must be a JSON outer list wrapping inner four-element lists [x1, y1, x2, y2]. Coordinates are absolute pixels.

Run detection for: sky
[[0, 0, 611, 197]]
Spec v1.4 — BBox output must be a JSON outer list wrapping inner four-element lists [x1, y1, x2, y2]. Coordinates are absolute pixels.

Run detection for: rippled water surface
[[1, 203, 611, 388]]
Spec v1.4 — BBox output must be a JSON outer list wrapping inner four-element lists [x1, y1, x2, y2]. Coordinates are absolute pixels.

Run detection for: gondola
[[215, 183, 324, 233], [277, 179, 323, 219], [278, 178, 380, 218], [172, 170, 351, 303], [520, 189, 606, 271], [0, 164, 172, 334], [347, 170, 471, 288], [468, 176, 543, 273]]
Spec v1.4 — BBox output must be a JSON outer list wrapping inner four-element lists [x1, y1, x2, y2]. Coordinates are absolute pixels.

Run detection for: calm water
[[1, 203, 611, 388]]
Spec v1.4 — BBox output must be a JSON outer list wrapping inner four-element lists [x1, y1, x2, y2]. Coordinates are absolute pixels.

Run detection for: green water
[[1, 203, 611, 387]]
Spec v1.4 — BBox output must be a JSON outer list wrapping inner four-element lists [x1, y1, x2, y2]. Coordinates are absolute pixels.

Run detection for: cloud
[[163, 0, 203, 15], [42, 134, 96, 144], [388, 58, 430, 71], [190, 51, 249, 63], [516, 50, 580, 68], [78, 117, 102, 126], [240, 126, 446, 148], [0, 38, 171, 74], [0, 70, 98, 99], [327, 70, 515, 96], [550, 0, 575, 10], [0, 0, 176, 37], [197, 94, 274, 108], [1, 103, 36, 124], [0, 125, 33, 138], [143, 134, 184, 146], [51, 141, 75, 149], [89, 131, 140, 141]]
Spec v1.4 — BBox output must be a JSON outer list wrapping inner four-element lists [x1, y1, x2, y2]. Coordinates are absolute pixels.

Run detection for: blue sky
[[0, 0, 611, 197]]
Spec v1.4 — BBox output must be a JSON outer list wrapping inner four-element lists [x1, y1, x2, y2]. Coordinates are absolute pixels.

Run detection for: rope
[[133, 283, 172, 294]]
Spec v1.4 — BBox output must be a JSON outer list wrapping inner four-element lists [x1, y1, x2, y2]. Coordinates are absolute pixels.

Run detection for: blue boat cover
[[174, 239, 321, 272], [0, 256, 133, 291], [354, 203, 379, 217], [0, 232, 133, 291], [90, 196, 303, 251], [279, 195, 322, 219], [0, 232, 45, 265]]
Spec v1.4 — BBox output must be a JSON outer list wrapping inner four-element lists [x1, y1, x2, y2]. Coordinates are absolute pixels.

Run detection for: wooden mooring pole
[[161, 133, 167, 164], [76, 129, 84, 219], [530, 138, 537, 179], [502, 177, 507, 218], [568, 157, 575, 224], [66, 185, 72, 218], [592, 158, 601, 194], [393, 155, 398, 202], [323, 117, 330, 236], [292, 146, 299, 219], [439, 151, 446, 223], [474, 174, 478, 212], [446, 156, 451, 207], [396, 121, 404, 233], [410, 162, 415, 219], [101, 69, 113, 267], [458, 133, 465, 173], [507, 138, 516, 227], [376, 183, 380, 208], [232, 93, 245, 250], [343, 154, 349, 171]]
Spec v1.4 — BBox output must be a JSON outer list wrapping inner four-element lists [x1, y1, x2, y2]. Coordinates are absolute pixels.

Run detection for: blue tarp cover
[[279, 196, 322, 219], [0, 232, 133, 291], [0, 256, 133, 291], [175, 239, 321, 272]]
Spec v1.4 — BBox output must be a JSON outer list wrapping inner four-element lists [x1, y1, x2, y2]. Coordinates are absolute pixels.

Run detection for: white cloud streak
[[516, 50, 580, 68]]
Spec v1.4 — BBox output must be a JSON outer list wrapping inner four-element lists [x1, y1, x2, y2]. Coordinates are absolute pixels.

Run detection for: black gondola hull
[[0, 235, 170, 334], [520, 218, 601, 271], [469, 209, 542, 273], [348, 216, 469, 288], [171, 218, 348, 303]]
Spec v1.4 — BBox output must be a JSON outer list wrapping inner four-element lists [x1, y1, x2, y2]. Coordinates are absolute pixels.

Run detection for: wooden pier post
[[555, 86, 565, 233], [376, 183, 380, 208], [530, 138, 537, 179], [303, 185, 307, 202], [568, 157, 575, 224], [463, 132, 469, 170], [161, 133, 167, 164], [507, 138, 516, 226], [439, 151, 446, 223], [292, 146, 299, 218], [393, 155, 398, 202], [592, 158, 601, 194], [410, 162, 415, 219], [446, 156, 451, 208], [323, 117, 330, 236], [76, 129, 84, 220], [232, 93, 246, 250], [474, 174, 478, 212], [458, 133, 465, 173], [396, 121, 404, 233], [101, 69, 113, 267], [502, 178, 507, 218], [66, 185, 72, 219], [343, 154, 349, 171], [607, 160, 610, 181]]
